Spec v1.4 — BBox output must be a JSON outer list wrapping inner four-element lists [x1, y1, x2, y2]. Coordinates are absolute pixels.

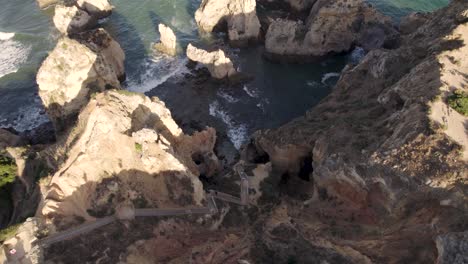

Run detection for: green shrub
[[0, 155, 16, 189], [447, 90, 468, 116]]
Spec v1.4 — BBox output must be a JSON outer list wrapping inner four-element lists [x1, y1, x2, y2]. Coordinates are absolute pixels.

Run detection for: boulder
[[76, 0, 113, 19], [399, 12, 429, 35], [195, 0, 261, 46], [186, 44, 237, 79], [154, 24, 177, 56], [38, 91, 219, 230], [436, 232, 468, 264], [36, 28, 125, 131], [265, 0, 399, 61], [53, 5, 95, 35], [38, 0, 113, 18]]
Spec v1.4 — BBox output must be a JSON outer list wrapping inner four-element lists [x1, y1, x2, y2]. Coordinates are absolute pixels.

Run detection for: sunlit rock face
[[195, 0, 261, 46], [154, 24, 177, 56], [186, 44, 238, 79], [38, 91, 219, 230], [53, 5, 95, 35], [36, 28, 125, 131], [265, 0, 399, 61]]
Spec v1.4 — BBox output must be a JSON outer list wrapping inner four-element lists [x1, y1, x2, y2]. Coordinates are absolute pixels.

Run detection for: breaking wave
[[209, 100, 248, 150], [0, 32, 31, 78]]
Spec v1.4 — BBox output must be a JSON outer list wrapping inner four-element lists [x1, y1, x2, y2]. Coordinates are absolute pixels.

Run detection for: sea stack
[[154, 24, 177, 56]]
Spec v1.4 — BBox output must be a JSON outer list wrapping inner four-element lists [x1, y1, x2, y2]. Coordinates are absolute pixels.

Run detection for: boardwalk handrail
[[37, 167, 250, 247]]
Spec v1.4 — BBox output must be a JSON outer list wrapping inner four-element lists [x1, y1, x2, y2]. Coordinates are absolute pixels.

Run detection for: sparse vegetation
[[447, 90, 468, 116], [0, 223, 21, 243], [0, 155, 16, 188], [135, 143, 143, 152]]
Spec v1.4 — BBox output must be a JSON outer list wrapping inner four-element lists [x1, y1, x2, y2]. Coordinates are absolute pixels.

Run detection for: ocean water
[[0, 0, 449, 148]]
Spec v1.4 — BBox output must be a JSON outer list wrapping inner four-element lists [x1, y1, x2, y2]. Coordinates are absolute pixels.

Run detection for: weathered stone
[[195, 0, 261, 46], [38, 91, 218, 229], [186, 44, 237, 79], [36, 28, 125, 131], [154, 24, 177, 56], [53, 5, 95, 35], [265, 0, 399, 61]]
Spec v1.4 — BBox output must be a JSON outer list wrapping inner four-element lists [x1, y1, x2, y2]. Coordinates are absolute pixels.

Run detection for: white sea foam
[[321, 72, 341, 85], [243, 85, 259, 98], [0, 32, 31, 78], [306, 80, 320, 88], [209, 100, 248, 150], [127, 53, 188, 93], [3, 97, 50, 132], [0, 32, 15, 40], [217, 89, 239, 103]]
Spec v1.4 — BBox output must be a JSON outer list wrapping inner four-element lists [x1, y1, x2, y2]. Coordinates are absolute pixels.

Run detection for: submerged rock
[[186, 44, 237, 79], [195, 0, 261, 46], [265, 0, 399, 61], [38, 90, 219, 229], [154, 24, 177, 56], [36, 28, 125, 132]]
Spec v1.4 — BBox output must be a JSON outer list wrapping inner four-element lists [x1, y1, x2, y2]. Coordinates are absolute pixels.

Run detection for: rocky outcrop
[[245, 0, 468, 262], [38, 0, 113, 17], [399, 12, 429, 35], [154, 24, 177, 56], [53, 5, 95, 35], [52, 0, 114, 35], [38, 90, 219, 230], [186, 44, 237, 79], [195, 0, 261, 46], [436, 232, 468, 264], [37, 28, 125, 131], [76, 0, 113, 19], [265, 0, 399, 61]]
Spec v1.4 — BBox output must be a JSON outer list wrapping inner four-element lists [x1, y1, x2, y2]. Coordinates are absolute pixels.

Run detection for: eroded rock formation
[[154, 24, 177, 56], [195, 0, 261, 46], [37, 28, 125, 131], [265, 0, 399, 61], [38, 90, 219, 230], [186, 44, 237, 79], [245, 1, 468, 262], [53, 5, 95, 34]]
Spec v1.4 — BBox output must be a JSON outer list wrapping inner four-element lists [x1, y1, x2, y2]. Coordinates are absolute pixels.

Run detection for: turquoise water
[[0, 0, 449, 148]]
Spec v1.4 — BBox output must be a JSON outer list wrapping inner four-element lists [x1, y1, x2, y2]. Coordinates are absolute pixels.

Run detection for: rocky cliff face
[[37, 28, 125, 132], [38, 90, 218, 229], [243, 0, 467, 262], [265, 0, 399, 61], [195, 0, 261, 47]]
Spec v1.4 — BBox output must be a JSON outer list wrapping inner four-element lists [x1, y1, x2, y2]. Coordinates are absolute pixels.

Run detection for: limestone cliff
[[38, 90, 219, 230], [37, 28, 125, 132], [195, 0, 261, 47], [243, 0, 467, 262], [265, 0, 399, 61]]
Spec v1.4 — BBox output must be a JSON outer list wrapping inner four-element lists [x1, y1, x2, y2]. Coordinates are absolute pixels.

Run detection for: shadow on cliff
[[244, 3, 468, 263]]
